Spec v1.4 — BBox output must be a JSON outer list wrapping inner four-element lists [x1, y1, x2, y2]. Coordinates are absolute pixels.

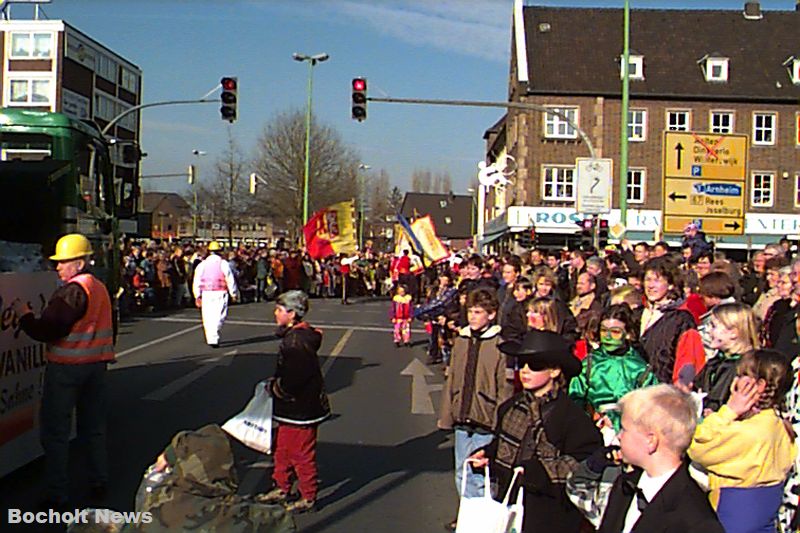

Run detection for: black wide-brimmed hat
[[499, 330, 581, 379]]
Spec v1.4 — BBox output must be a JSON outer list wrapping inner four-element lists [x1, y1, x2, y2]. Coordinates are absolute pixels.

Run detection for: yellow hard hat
[[208, 241, 222, 252], [50, 233, 93, 261]]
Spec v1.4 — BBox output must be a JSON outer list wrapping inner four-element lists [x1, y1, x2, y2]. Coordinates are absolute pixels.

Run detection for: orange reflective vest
[[45, 273, 115, 364]]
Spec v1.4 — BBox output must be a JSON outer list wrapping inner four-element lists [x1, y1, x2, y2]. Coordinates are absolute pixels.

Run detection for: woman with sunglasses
[[569, 304, 658, 432]]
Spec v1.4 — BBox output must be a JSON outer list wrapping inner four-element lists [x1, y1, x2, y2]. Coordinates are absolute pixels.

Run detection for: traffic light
[[518, 230, 532, 249], [122, 144, 142, 164], [598, 218, 609, 248], [351, 77, 367, 121], [220, 77, 237, 123], [187, 165, 196, 185], [249, 172, 257, 195], [577, 218, 594, 250]]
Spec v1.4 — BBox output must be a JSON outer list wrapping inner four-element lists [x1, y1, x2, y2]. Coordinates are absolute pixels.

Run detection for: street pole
[[303, 60, 313, 225], [293, 52, 329, 226], [619, 0, 631, 230]]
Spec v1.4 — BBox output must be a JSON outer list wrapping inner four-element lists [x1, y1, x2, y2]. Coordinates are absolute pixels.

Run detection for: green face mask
[[600, 337, 626, 352]]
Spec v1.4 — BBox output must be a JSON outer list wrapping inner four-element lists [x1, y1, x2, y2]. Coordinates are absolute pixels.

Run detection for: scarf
[[495, 390, 578, 484]]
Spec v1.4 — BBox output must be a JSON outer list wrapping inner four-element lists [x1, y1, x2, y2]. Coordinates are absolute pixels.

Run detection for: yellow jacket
[[688, 405, 796, 507]]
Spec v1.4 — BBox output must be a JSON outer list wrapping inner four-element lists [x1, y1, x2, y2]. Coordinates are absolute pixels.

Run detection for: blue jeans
[[454, 427, 494, 498]]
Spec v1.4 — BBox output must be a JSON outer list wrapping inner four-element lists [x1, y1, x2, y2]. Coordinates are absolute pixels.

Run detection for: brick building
[[0, 7, 142, 228], [483, 0, 800, 254]]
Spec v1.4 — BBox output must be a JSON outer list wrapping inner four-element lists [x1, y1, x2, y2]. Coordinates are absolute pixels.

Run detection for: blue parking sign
[[691, 165, 702, 176]]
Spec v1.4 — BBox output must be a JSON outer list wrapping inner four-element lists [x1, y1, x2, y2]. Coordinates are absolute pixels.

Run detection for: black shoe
[[426, 357, 443, 365], [395, 342, 401, 348], [444, 518, 458, 531], [210, 343, 220, 349]]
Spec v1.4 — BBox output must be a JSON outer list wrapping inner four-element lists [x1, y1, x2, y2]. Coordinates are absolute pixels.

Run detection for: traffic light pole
[[367, 96, 597, 160]]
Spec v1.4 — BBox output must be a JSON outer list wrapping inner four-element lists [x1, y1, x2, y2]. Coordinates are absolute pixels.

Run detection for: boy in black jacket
[[567, 384, 724, 533], [259, 290, 330, 514]]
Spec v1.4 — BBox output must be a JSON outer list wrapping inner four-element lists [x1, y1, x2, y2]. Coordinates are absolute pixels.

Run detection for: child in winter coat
[[469, 329, 602, 533], [569, 304, 658, 432], [689, 350, 797, 533], [391, 284, 412, 347], [259, 290, 330, 514]]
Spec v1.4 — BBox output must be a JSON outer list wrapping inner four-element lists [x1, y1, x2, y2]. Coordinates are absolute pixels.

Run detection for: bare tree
[[252, 109, 360, 236], [195, 129, 252, 244], [411, 169, 433, 193]]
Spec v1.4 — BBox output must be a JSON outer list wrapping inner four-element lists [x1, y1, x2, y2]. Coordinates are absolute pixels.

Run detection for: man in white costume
[[192, 241, 239, 348]]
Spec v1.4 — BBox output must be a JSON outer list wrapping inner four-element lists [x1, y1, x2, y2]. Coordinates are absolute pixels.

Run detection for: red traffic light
[[352, 78, 366, 91], [576, 219, 594, 229], [221, 77, 237, 91], [599, 219, 609, 228]]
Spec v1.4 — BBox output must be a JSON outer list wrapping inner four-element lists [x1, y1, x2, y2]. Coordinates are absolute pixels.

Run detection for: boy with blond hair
[[567, 385, 723, 533]]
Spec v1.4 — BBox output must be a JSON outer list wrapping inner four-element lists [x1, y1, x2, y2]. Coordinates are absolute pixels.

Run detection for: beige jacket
[[438, 325, 513, 432]]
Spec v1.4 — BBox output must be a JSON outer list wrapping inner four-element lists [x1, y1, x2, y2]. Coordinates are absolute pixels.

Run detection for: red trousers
[[272, 423, 318, 501]]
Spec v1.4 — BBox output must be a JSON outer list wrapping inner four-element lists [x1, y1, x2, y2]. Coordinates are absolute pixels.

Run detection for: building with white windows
[[482, 1, 800, 255], [0, 13, 143, 219]]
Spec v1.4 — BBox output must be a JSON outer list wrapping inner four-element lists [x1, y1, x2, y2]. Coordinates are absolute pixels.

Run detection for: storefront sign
[[61, 88, 89, 120]]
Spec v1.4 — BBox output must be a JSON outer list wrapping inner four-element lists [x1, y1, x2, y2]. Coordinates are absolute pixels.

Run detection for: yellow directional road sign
[[663, 178, 744, 218], [663, 215, 743, 236], [662, 131, 748, 236], [663, 132, 748, 180]]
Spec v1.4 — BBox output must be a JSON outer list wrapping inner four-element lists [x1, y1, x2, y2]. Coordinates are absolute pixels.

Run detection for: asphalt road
[[0, 297, 459, 532]]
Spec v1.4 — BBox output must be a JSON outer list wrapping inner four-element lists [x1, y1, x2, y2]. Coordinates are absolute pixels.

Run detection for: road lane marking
[[151, 316, 425, 334], [143, 349, 237, 401], [401, 358, 443, 415], [321, 329, 353, 376], [116, 324, 203, 359]]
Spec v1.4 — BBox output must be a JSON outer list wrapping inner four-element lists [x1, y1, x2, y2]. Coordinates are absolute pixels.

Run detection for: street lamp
[[358, 164, 371, 249], [293, 52, 329, 226], [192, 149, 206, 238]]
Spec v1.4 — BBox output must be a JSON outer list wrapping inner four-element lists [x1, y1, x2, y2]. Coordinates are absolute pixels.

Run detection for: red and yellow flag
[[303, 200, 357, 260]]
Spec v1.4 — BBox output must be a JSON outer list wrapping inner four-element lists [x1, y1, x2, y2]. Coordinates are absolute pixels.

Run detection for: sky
[[21, 0, 798, 196]]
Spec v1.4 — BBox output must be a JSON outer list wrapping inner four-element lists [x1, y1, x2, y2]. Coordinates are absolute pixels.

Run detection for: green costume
[[568, 345, 658, 431]]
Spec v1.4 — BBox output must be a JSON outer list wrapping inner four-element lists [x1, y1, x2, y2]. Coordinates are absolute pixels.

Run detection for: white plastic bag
[[222, 381, 273, 454], [455, 464, 523, 533], [504, 469, 525, 533]]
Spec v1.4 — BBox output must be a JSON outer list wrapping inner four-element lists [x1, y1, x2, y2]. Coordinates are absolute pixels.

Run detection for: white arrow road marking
[[116, 324, 203, 359], [143, 349, 237, 401], [401, 358, 442, 415]]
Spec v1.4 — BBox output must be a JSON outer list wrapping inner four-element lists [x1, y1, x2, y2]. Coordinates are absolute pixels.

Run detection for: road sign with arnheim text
[[576, 157, 613, 215]]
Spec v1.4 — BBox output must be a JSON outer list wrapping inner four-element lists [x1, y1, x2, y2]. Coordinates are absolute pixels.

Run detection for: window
[[8, 78, 51, 105], [628, 109, 647, 141], [627, 168, 646, 204], [542, 165, 574, 201], [10, 32, 53, 58], [783, 57, 800, 85], [751, 172, 774, 207], [667, 110, 690, 131], [710, 111, 734, 134], [620, 55, 644, 80], [753, 112, 776, 145], [120, 68, 138, 93], [703, 57, 729, 82], [96, 53, 118, 82], [544, 107, 578, 139]]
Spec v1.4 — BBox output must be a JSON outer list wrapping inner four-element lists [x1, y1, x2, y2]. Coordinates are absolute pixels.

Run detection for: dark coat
[[598, 464, 724, 533], [640, 305, 697, 383], [271, 323, 330, 425], [485, 392, 602, 533]]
